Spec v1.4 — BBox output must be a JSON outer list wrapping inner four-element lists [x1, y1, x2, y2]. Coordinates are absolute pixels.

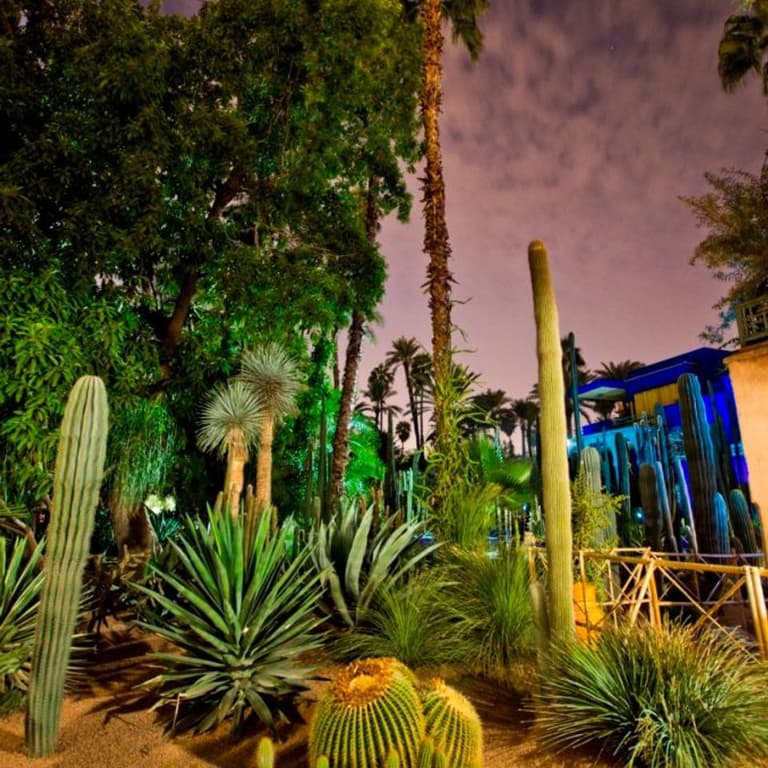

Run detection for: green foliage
[[441, 544, 535, 684], [310, 500, 439, 628], [27, 375, 109, 758], [0, 537, 45, 709], [538, 620, 768, 768], [682, 166, 768, 343], [309, 657, 425, 768], [134, 510, 324, 735], [196, 381, 262, 458], [331, 569, 465, 667]]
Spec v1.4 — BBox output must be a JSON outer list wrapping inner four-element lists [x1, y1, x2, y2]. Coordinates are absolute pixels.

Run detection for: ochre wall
[[726, 342, 768, 555], [633, 383, 678, 417]]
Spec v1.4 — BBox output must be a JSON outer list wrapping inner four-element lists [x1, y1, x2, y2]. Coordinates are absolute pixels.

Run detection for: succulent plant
[[309, 657, 425, 768], [26, 375, 109, 757], [729, 488, 758, 553]]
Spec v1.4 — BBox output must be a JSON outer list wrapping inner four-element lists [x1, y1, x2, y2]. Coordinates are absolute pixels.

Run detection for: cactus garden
[[4, 2, 768, 768]]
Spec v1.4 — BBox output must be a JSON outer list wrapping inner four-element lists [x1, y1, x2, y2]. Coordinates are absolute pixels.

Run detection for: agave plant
[[134, 509, 325, 735], [538, 619, 768, 768], [309, 500, 439, 628], [0, 537, 44, 709]]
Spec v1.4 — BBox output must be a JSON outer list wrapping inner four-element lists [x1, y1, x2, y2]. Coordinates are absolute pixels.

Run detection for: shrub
[[134, 509, 324, 735], [331, 568, 467, 667], [537, 620, 768, 768], [443, 543, 535, 684]]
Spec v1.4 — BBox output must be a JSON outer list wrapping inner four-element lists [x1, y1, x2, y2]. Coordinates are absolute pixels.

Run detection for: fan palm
[[718, 1, 768, 93], [386, 336, 424, 449], [197, 380, 263, 518], [239, 343, 305, 508], [357, 364, 400, 431]]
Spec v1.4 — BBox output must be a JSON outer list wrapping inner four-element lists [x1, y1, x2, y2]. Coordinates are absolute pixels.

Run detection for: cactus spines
[[423, 678, 483, 768], [256, 736, 275, 768], [615, 433, 633, 546], [730, 488, 758, 553], [673, 457, 698, 553], [714, 492, 731, 556], [638, 463, 662, 551], [528, 239, 574, 645], [309, 657, 425, 768], [26, 376, 109, 757], [678, 374, 721, 553]]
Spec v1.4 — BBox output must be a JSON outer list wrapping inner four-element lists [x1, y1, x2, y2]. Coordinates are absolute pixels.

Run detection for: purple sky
[[369, 0, 767, 405], [166, 1, 766, 405]]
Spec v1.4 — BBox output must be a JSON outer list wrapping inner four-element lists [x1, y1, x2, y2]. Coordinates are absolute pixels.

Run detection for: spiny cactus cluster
[[307, 657, 483, 768]]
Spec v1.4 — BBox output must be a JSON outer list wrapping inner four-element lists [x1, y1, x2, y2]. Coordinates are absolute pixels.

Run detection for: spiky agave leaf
[[238, 342, 305, 424], [196, 380, 263, 457], [134, 510, 325, 734]]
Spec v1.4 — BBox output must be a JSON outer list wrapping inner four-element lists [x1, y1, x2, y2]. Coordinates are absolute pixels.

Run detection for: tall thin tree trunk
[[328, 179, 380, 513], [224, 433, 247, 520], [421, 0, 453, 456], [403, 362, 421, 449]]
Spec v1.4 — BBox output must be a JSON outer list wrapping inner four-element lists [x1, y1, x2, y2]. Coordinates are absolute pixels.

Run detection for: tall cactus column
[[26, 376, 109, 757], [528, 240, 574, 645]]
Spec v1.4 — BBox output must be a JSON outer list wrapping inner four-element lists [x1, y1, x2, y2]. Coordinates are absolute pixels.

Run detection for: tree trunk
[[329, 311, 365, 514], [255, 413, 275, 508], [420, 0, 453, 455], [403, 361, 421, 449], [224, 432, 247, 520]]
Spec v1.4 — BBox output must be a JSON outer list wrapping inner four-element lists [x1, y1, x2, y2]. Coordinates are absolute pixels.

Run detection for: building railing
[[736, 295, 768, 345]]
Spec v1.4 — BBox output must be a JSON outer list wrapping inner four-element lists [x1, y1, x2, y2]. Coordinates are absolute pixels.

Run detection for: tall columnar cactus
[[615, 433, 633, 546], [677, 374, 721, 554], [672, 456, 698, 553], [729, 488, 758, 553], [528, 240, 574, 645], [309, 658, 425, 768], [638, 463, 662, 551], [655, 460, 678, 553], [26, 376, 109, 757], [422, 678, 483, 768], [713, 492, 731, 556]]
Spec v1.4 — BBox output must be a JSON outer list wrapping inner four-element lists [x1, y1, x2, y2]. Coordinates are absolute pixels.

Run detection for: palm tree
[[239, 343, 304, 508], [386, 336, 424, 450], [411, 0, 488, 456], [592, 359, 645, 419], [497, 405, 518, 455], [358, 364, 400, 432], [197, 380, 263, 518], [467, 388, 509, 438], [512, 398, 539, 458], [395, 419, 411, 452], [411, 350, 433, 449], [718, 1, 768, 93]]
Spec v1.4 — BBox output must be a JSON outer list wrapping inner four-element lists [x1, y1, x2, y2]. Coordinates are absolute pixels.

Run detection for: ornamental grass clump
[[134, 508, 324, 735], [537, 619, 768, 768]]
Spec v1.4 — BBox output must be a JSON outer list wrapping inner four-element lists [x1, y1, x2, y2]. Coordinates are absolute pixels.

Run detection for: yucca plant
[[0, 536, 44, 710], [238, 342, 305, 508], [538, 619, 768, 768], [331, 569, 467, 667], [442, 543, 535, 685], [197, 380, 263, 518], [134, 509, 325, 735], [309, 500, 439, 628]]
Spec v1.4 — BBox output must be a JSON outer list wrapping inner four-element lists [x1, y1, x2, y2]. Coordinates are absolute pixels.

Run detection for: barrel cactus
[[422, 678, 483, 768], [26, 376, 109, 757], [309, 657, 425, 768]]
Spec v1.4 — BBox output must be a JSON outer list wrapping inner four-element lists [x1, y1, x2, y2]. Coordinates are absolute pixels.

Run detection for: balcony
[[736, 295, 768, 346]]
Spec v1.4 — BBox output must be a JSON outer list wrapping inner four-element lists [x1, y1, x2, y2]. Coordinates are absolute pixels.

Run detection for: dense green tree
[[682, 165, 768, 343], [1, 0, 419, 510]]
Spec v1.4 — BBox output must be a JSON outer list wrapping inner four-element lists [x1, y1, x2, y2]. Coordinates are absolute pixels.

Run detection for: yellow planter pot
[[573, 582, 604, 644]]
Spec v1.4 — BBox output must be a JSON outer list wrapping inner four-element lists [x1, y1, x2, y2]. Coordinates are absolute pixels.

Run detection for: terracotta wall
[[726, 341, 768, 555]]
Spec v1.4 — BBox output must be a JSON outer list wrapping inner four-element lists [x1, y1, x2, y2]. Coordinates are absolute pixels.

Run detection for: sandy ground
[[0, 623, 616, 768]]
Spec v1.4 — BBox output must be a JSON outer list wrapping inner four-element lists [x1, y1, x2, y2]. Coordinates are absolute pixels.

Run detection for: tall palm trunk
[[421, 0, 453, 454], [402, 361, 421, 449], [255, 413, 275, 508]]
